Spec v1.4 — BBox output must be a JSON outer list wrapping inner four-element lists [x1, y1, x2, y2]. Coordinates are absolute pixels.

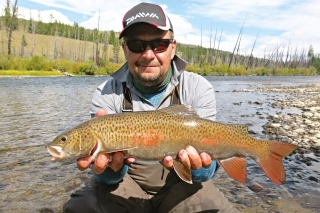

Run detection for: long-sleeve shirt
[[90, 55, 217, 194]]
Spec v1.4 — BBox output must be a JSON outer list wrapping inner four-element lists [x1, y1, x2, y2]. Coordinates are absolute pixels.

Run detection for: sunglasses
[[124, 39, 174, 53]]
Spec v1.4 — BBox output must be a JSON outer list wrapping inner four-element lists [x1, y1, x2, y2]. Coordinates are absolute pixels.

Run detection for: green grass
[[0, 70, 64, 76]]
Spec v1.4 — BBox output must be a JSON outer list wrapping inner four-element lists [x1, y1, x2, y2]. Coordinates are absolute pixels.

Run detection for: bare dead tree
[[264, 42, 284, 67], [92, 30, 95, 63], [214, 28, 223, 66], [95, 10, 101, 67], [246, 31, 259, 70], [234, 31, 243, 65], [54, 30, 58, 59], [291, 44, 299, 68], [102, 31, 109, 66], [298, 48, 307, 68], [284, 40, 291, 67], [83, 31, 88, 61], [7, 0, 18, 55], [199, 22, 203, 67], [77, 25, 81, 61], [1, 19, 5, 54], [29, 11, 39, 56], [228, 16, 246, 69], [210, 27, 217, 66]]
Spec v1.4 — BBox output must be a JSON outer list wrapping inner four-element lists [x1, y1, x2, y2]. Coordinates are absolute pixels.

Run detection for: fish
[[46, 105, 297, 184]]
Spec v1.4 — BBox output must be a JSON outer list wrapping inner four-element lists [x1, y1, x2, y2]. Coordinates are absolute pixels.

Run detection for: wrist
[[191, 160, 218, 182], [91, 164, 129, 185]]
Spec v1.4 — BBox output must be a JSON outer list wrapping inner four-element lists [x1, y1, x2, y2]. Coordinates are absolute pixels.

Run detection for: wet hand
[[162, 145, 212, 170], [76, 109, 135, 174]]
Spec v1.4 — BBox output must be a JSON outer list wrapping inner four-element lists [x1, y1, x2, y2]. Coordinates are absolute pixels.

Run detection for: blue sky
[[2, 0, 319, 57]]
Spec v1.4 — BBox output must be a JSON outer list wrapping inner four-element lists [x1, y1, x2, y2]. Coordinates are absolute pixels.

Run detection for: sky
[[1, 0, 319, 58]]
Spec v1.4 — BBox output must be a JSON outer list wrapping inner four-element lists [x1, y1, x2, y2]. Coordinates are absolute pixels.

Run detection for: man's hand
[[162, 145, 212, 170], [76, 109, 135, 174]]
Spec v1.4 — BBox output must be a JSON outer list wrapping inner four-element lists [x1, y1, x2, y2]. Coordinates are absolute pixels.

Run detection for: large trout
[[46, 105, 297, 184]]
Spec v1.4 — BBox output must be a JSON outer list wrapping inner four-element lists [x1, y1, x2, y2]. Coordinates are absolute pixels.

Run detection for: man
[[63, 2, 238, 213]]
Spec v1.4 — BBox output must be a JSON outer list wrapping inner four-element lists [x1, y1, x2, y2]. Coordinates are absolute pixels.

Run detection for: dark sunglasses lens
[[126, 40, 172, 53], [126, 40, 144, 53]]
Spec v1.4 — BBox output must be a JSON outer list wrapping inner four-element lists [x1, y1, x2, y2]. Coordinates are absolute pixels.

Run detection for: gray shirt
[[90, 55, 217, 194]]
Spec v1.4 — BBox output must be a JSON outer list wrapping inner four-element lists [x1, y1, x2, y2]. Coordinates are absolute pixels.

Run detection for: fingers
[[77, 155, 93, 171], [125, 157, 136, 165], [91, 153, 112, 174], [77, 151, 135, 174], [199, 152, 212, 168], [95, 109, 108, 117], [162, 145, 212, 170], [108, 152, 125, 172], [162, 156, 174, 169], [178, 149, 191, 169], [185, 145, 202, 169]]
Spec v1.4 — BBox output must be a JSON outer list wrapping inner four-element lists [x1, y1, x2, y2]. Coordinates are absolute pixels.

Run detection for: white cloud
[[79, 0, 141, 31], [17, 7, 74, 25], [185, 0, 320, 56], [27, 0, 105, 15], [2, 0, 319, 56]]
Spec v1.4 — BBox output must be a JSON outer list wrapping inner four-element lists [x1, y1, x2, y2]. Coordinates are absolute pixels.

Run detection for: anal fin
[[219, 157, 247, 184], [173, 159, 192, 184]]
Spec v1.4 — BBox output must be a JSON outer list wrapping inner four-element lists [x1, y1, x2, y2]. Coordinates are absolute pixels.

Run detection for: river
[[0, 76, 319, 213]]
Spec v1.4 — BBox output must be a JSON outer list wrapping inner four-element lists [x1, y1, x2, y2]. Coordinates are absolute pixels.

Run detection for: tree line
[[1, 0, 319, 75]]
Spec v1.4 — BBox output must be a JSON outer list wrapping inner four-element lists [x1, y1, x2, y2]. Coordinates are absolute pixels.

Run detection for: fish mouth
[[46, 141, 99, 162], [46, 145, 63, 162]]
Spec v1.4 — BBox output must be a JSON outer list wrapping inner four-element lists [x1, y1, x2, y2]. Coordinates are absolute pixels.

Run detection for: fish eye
[[61, 136, 67, 142]]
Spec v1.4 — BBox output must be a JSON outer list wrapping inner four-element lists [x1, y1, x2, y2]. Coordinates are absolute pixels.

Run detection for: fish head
[[46, 126, 98, 162]]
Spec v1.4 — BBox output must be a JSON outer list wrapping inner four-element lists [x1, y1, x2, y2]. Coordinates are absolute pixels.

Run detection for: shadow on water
[[0, 76, 320, 212]]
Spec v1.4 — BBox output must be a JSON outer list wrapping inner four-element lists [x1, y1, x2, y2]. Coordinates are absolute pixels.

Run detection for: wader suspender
[[122, 82, 180, 112]]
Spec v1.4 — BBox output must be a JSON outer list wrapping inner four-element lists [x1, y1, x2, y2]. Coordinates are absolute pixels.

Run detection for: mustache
[[135, 61, 161, 67]]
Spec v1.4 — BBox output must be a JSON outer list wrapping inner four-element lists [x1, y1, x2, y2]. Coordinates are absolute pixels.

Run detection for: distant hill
[[0, 29, 125, 62], [1, 16, 318, 75]]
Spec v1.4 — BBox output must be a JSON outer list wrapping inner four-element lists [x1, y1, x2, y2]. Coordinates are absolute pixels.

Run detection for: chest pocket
[[122, 82, 180, 112]]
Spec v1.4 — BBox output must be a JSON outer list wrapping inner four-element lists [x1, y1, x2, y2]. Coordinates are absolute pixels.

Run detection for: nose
[[141, 45, 156, 59]]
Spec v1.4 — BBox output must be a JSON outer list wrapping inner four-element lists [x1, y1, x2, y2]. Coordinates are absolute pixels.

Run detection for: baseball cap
[[119, 2, 173, 38]]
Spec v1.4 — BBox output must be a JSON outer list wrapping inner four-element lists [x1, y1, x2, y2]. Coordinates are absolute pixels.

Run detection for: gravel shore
[[223, 82, 320, 212], [259, 83, 320, 153]]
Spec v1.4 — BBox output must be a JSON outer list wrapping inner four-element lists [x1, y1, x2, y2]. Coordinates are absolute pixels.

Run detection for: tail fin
[[256, 141, 297, 184]]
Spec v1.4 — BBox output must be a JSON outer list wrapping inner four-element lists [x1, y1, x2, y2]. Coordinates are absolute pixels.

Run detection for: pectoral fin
[[96, 147, 138, 159], [173, 159, 192, 184], [100, 146, 137, 153], [219, 157, 247, 184]]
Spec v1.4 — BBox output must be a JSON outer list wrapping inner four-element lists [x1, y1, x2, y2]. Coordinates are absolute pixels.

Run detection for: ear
[[122, 41, 128, 59], [170, 39, 177, 59], [122, 41, 127, 53]]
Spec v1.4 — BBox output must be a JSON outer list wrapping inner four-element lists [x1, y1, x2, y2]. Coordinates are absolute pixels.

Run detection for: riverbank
[[0, 70, 64, 77], [260, 83, 320, 152]]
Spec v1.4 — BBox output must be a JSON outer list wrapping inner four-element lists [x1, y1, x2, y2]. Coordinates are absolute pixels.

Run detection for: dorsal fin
[[158, 105, 199, 118]]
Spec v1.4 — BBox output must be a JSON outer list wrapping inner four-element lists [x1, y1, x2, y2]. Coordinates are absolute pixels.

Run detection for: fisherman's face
[[122, 24, 176, 87]]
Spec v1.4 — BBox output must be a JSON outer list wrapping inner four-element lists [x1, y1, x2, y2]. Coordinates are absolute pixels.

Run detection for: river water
[[0, 76, 320, 213]]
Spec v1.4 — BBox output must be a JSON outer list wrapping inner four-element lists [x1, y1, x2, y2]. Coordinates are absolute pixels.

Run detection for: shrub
[[26, 56, 46, 70], [73, 62, 95, 75]]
